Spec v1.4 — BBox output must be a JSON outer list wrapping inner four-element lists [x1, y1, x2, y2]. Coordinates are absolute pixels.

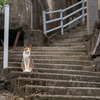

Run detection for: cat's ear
[[29, 44, 32, 48], [24, 44, 27, 48]]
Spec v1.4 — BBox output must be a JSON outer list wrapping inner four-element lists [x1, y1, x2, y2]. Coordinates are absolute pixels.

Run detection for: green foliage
[[0, 0, 9, 6], [16, 95, 20, 98]]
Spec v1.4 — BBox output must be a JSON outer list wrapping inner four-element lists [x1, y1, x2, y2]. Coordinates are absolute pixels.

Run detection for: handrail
[[63, 15, 83, 28], [0, 5, 2, 8], [47, 26, 62, 33], [0, 0, 5, 12], [46, 9, 62, 14], [62, 1, 83, 12], [24, 0, 33, 29], [43, 0, 87, 37], [63, 7, 83, 20], [24, 0, 33, 5], [46, 18, 61, 24]]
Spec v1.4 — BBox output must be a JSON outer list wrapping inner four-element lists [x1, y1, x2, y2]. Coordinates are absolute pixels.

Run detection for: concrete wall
[[98, 0, 100, 19], [98, 0, 100, 10], [87, 0, 98, 35], [8, 0, 78, 30], [9, 0, 26, 22]]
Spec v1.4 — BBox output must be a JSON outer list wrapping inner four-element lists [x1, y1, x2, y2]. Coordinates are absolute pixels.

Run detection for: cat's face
[[24, 44, 31, 54]]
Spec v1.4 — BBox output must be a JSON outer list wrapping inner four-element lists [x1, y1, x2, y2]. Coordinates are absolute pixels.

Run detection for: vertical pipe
[[82, 0, 85, 23], [60, 10, 63, 35], [31, 5, 33, 29], [43, 11, 46, 35], [13, 31, 21, 47], [3, 5, 9, 69], [3, 0, 6, 6]]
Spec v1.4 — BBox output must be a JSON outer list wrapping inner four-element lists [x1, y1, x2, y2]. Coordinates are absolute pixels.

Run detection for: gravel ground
[[0, 90, 24, 100]]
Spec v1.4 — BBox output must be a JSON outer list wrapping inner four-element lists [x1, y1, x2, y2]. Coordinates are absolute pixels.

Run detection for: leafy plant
[[16, 95, 20, 98], [0, 0, 9, 6]]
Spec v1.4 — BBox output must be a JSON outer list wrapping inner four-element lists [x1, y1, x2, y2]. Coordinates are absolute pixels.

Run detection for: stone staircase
[[1, 23, 100, 100]]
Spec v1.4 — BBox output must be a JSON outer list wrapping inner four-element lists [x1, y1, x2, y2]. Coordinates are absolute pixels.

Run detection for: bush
[[0, 0, 9, 6]]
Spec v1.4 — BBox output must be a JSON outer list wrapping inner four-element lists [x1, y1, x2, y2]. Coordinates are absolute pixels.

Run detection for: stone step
[[11, 46, 87, 50], [0, 52, 87, 57], [68, 31, 87, 36], [19, 85, 100, 97], [9, 71, 100, 83], [55, 33, 87, 38], [24, 95, 100, 100], [69, 29, 87, 33], [52, 39, 86, 43], [34, 63, 94, 71], [52, 41, 84, 44], [11, 46, 86, 50], [33, 68, 96, 76], [51, 35, 86, 40], [7, 59, 92, 66], [0, 48, 87, 53], [52, 44, 84, 47], [0, 67, 23, 76], [0, 56, 91, 62], [52, 43, 84, 46], [11, 78, 100, 92], [0, 55, 92, 61], [4, 67, 95, 76], [33, 59, 92, 66], [51, 38, 84, 43], [1, 67, 96, 79], [7, 63, 95, 72]]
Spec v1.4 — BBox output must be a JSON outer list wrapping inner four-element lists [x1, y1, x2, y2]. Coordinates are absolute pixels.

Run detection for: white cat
[[21, 44, 34, 72]]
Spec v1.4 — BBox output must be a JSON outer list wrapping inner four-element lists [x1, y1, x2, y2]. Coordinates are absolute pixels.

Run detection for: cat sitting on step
[[21, 44, 34, 72]]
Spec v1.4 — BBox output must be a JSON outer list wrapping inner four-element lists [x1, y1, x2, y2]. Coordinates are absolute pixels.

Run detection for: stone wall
[[7, 0, 78, 30], [31, 0, 78, 30], [86, 24, 100, 72]]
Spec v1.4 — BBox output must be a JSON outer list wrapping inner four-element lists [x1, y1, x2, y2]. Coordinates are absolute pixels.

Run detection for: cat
[[21, 44, 34, 72]]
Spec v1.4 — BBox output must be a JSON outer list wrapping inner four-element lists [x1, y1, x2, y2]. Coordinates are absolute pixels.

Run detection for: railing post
[[60, 10, 63, 35], [31, 4, 33, 29], [82, 0, 85, 23], [3, 5, 9, 69], [43, 11, 46, 35]]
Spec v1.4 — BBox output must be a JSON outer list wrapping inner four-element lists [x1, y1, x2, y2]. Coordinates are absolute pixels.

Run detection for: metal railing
[[24, 0, 33, 29], [0, 1, 9, 69], [3, 5, 10, 69], [43, 0, 87, 38], [0, 0, 6, 12]]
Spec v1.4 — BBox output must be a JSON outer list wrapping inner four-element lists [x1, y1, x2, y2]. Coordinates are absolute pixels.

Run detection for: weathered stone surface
[[86, 33, 99, 55], [1, 0, 78, 30], [24, 30, 52, 46], [93, 57, 100, 72], [2, 24, 100, 99], [9, 0, 26, 23]]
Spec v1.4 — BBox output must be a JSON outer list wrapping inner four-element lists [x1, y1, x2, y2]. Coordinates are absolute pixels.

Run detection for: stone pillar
[[98, 0, 100, 18], [87, 0, 98, 35], [98, 0, 100, 10]]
